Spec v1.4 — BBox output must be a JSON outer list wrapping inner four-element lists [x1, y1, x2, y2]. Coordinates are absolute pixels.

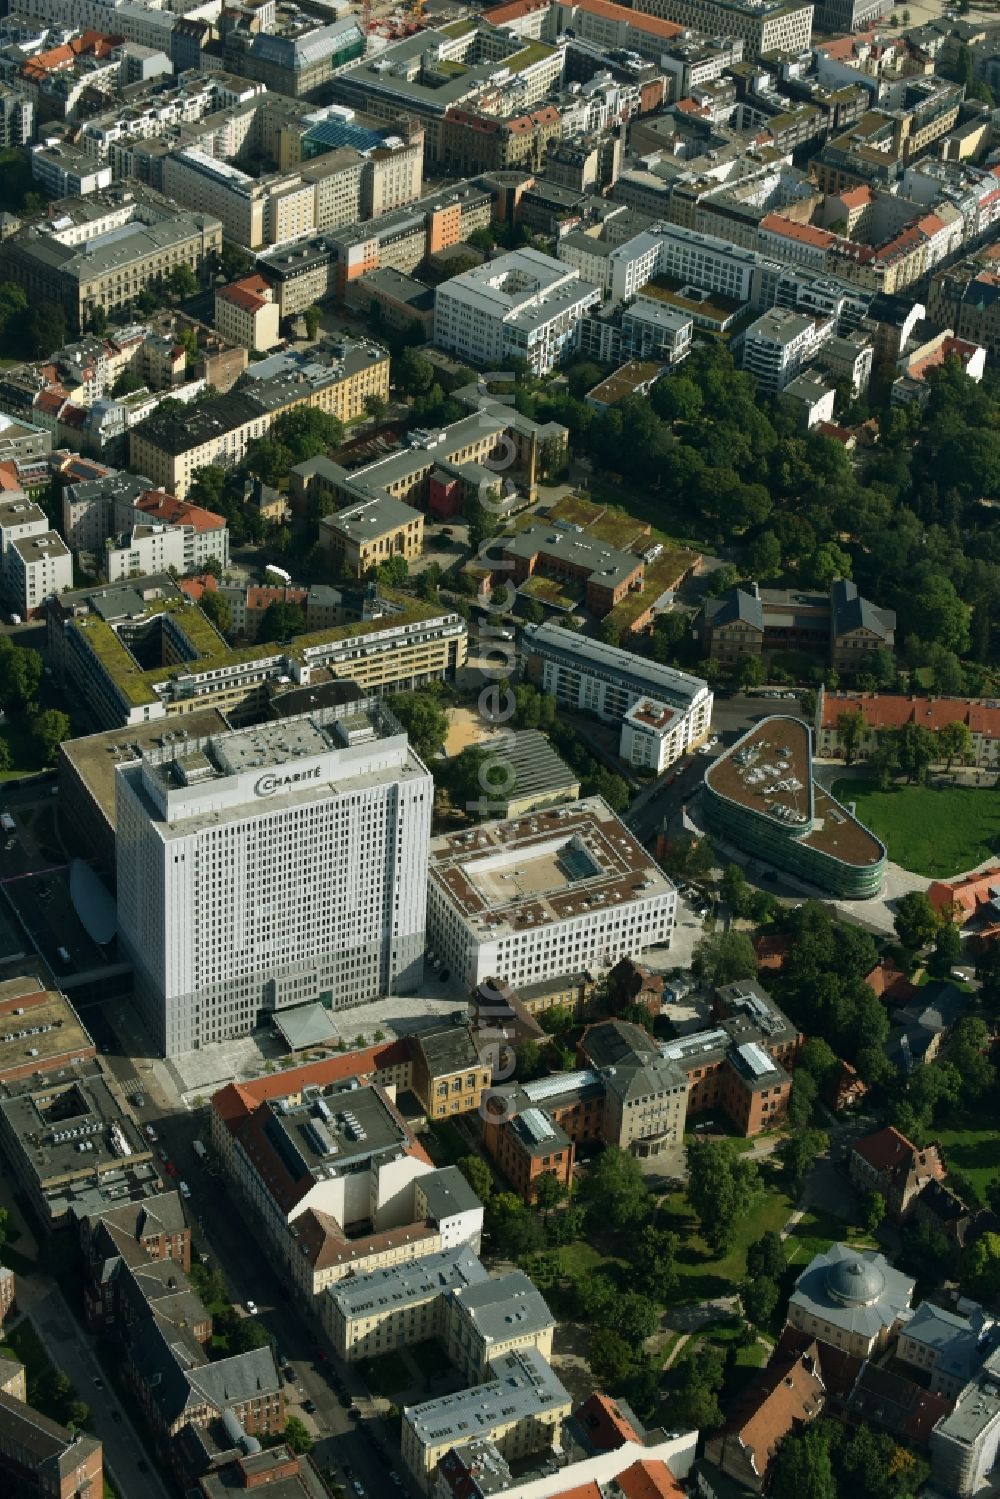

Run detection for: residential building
[[131, 490, 229, 574], [502, 524, 644, 616], [0, 976, 96, 1085], [3, 530, 72, 617], [0, 87, 33, 148], [427, 796, 676, 993], [401, 1347, 571, 1493], [786, 1243, 915, 1358], [433, 249, 601, 376], [703, 716, 887, 898], [211, 1052, 484, 1299], [632, 0, 813, 59], [0, 1391, 102, 1499], [0, 1059, 157, 1229], [928, 865, 1000, 925], [0, 493, 49, 560], [215, 275, 281, 354], [930, 1348, 1000, 1497], [887, 982, 969, 1072], [226, 19, 365, 99], [48, 577, 467, 729], [117, 700, 433, 1056], [104, 523, 187, 583], [897, 1300, 1000, 1401], [742, 307, 826, 395], [410, 1027, 491, 1123], [816, 689, 1000, 769], [78, 1190, 192, 1331], [704, 1343, 826, 1492], [928, 256, 1000, 359], [700, 580, 895, 671], [323, 1245, 487, 1361], [849, 1127, 947, 1219], [130, 342, 390, 499], [521, 621, 713, 769], [0, 191, 222, 331], [31, 142, 112, 198], [198, 1446, 327, 1499], [319, 495, 424, 579]]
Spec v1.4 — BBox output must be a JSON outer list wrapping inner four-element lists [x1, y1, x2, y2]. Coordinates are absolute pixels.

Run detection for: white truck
[[0, 813, 14, 834], [192, 1139, 208, 1161]]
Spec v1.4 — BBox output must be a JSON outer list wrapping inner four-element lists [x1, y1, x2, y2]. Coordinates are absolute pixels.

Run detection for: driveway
[[17, 1280, 168, 1499]]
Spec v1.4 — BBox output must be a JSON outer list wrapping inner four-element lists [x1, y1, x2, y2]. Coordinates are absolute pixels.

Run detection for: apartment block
[[633, 0, 813, 59], [0, 1392, 102, 1499], [3, 530, 72, 617], [215, 274, 281, 353], [319, 494, 424, 579], [409, 1026, 491, 1123], [742, 307, 826, 395]]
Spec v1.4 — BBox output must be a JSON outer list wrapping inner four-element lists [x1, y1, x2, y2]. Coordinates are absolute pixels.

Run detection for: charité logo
[[254, 766, 322, 797]]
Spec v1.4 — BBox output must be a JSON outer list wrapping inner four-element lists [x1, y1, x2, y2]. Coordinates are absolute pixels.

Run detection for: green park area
[[934, 1105, 1000, 1203], [833, 780, 1000, 878]]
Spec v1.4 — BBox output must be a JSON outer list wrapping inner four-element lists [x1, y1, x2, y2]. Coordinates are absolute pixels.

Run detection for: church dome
[[825, 1255, 885, 1308]]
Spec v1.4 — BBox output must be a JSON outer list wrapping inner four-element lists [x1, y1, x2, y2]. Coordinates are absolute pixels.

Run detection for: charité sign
[[254, 766, 323, 797]]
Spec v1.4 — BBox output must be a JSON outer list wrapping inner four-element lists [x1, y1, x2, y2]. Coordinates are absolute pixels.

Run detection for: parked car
[[245, 1300, 258, 1316]]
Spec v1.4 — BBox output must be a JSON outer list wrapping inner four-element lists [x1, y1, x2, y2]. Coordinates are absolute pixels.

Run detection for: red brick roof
[[615, 1460, 685, 1499], [575, 1392, 642, 1451], [218, 284, 268, 315], [821, 691, 1000, 738], [865, 960, 917, 1005], [711, 1348, 825, 1484], [760, 213, 837, 250], [211, 1038, 409, 1134], [136, 488, 226, 534], [928, 866, 1000, 922]]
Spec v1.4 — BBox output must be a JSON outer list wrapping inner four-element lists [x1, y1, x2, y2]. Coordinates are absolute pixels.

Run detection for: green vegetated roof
[[603, 546, 700, 632], [506, 40, 554, 68], [76, 590, 445, 705]]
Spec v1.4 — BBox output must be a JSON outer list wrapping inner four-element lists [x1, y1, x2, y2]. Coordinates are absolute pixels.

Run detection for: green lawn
[[783, 1206, 876, 1267], [934, 1110, 1000, 1203], [0, 719, 47, 781], [832, 779, 1000, 877]]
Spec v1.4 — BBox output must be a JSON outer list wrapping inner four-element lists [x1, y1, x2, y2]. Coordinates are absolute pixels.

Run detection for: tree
[[692, 930, 757, 989], [389, 690, 447, 762], [270, 405, 343, 463], [190, 465, 227, 511], [939, 719, 972, 771], [283, 1416, 313, 1454], [837, 709, 867, 766], [588, 1328, 633, 1387], [777, 1128, 828, 1196], [365, 392, 388, 424], [258, 600, 306, 643], [746, 1230, 785, 1283], [303, 304, 321, 340], [719, 863, 750, 917], [0, 639, 42, 709], [224, 1314, 274, 1354], [168, 263, 199, 300], [633, 1224, 680, 1302], [457, 1155, 492, 1203], [894, 890, 939, 951], [28, 301, 66, 358], [962, 1232, 1000, 1301], [30, 709, 71, 766], [686, 1139, 760, 1255], [199, 590, 231, 636], [741, 1274, 779, 1328], [863, 1191, 886, 1236], [671, 1346, 725, 1430], [534, 1170, 567, 1221], [928, 919, 962, 978], [486, 1191, 543, 1258], [739, 654, 766, 690], [579, 1146, 650, 1232], [749, 531, 782, 580], [376, 555, 409, 587], [797, 1037, 839, 1097], [770, 1426, 837, 1499], [86, 305, 107, 336], [948, 1016, 995, 1104], [395, 347, 434, 397], [895, 722, 936, 784], [787, 1068, 819, 1130]]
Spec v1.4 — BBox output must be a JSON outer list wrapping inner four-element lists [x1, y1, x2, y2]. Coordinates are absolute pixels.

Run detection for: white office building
[[3, 531, 72, 616], [433, 248, 601, 376], [521, 621, 713, 768], [742, 307, 828, 395], [116, 700, 433, 1056], [426, 796, 676, 991]]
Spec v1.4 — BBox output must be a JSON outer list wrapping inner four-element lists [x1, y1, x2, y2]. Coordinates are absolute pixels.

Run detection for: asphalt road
[[24, 1283, 170, 1499]]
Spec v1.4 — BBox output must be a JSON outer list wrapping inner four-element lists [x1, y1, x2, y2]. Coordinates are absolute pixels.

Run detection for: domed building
[[786, 1241, 915, 1358]]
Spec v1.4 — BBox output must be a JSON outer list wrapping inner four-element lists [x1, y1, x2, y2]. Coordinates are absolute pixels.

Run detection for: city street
[[14, 1280, 169, 1499]]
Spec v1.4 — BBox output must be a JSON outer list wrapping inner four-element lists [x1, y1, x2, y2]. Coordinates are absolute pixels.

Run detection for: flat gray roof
[[449, 1269, 555, 1348], [403, 1347, 570, 1447], [521, 620, 710, 711], [326, 1243, 486, 1320]]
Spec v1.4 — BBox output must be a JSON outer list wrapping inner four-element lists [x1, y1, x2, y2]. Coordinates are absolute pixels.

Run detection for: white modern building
[[521, 621, 713, 769], [426, 796, 676, 991], [433, 249, 601, 376], [104, 523, 187, 582], [116, 700, 433, 1055], [32, 142, 112, 198], [742, 307, 828, 395], [3, 531, 72, 616]]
